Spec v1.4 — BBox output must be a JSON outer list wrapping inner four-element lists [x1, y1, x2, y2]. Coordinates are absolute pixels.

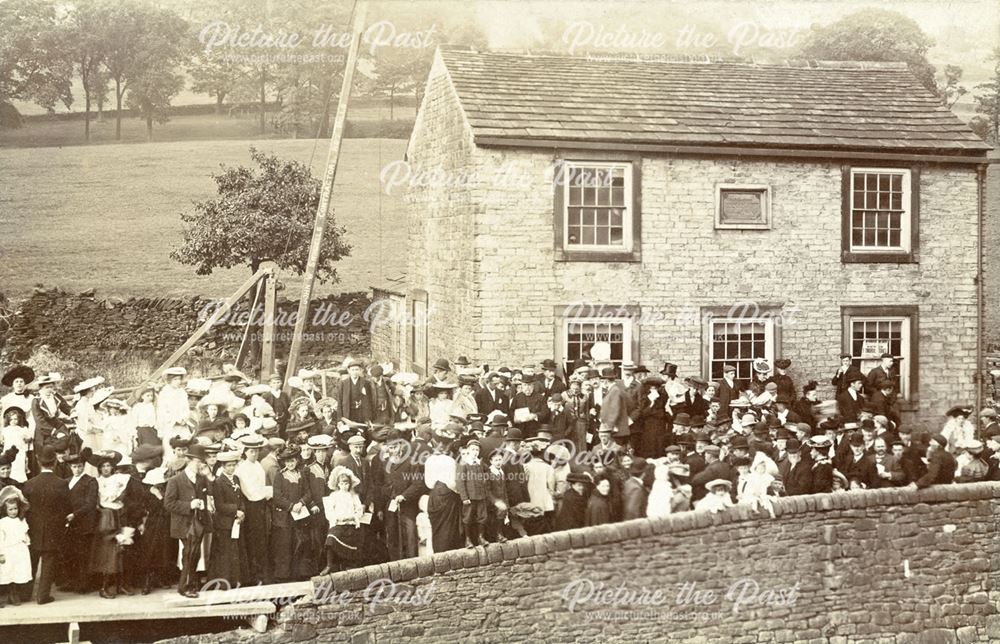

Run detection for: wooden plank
[[164, 581, 312, 608], [260, 266, 278, 382], [284, 0, 368, 394], [235, 277, 265, 370], [127, 266, 271, 403], [1, 596, 276, 626]]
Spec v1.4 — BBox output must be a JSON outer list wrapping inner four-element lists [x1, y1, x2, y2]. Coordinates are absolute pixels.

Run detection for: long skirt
[[270, 524, 293, 581], [208, 528, 245, 586], [137, 505, 172, 571], [427, 482, 463, 554], [325, 523, 364, 561], [90, 508, 123, 575]]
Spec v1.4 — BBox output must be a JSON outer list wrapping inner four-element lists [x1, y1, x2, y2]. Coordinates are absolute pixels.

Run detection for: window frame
[[409, 289, 429, 376], [842, 165, 920, 264], [553, 154, 642, 263], [701, 304, 784, 382], [714, 183, 772, 230], [553, 304, 641, 373], [841, 305, 919, 404]]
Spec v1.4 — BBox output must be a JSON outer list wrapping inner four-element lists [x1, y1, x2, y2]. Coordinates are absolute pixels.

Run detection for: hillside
[[0, 138, 407, 299]]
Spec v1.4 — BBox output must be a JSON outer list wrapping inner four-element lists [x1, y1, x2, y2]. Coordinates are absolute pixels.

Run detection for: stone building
[[372, 47, 992, 428]]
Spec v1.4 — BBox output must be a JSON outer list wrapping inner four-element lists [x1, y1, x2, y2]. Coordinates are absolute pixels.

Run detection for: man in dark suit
[[510, 376, 549, 438], [836, 432, 879, 488], [334, 434, 372, 508], [369, 365, 396, 426], [338, 360, 375, 424], [538, 359, 567, 399], [599, 367, 632, 447], [382, 438, 427, 560], [831, 353, 863, 395], [915, 434, 957, 488], [716, 364, 743, 423], [164, 445, 210, 597], [869, 381, 901, 428], [23, 445, 71, 604], [63, 448, 97, 593], [475, 372, 510, 417], [865, 353, 895, 397], [622, 458, 649, 520], [262, 373, 291, 435], [780, 439, 813, 495], [837, 375, 865, 422]]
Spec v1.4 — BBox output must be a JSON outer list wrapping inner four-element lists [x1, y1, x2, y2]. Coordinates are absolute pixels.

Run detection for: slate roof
[[439, 48, 991, 155]]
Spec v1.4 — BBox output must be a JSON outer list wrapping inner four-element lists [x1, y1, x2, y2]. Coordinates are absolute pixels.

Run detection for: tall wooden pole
[[260, 262, 278, 382], [284, 0, 367, 395]]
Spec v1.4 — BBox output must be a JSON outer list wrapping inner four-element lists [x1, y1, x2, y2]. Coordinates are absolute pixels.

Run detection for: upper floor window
[[843, 166, 919, 263], [554, 158, 641, 263]]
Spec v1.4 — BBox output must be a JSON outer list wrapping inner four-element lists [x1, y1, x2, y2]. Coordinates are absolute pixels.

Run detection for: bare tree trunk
[[216, 93, 224, 114], [259, 67, 267, 134], [146, 114, 153, 141], [115, 79, 123, 140], [96, 91, 105, 122], [83, 90, 91, 142]]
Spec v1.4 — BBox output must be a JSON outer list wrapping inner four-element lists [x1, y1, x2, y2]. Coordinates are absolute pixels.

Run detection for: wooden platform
[[164, 581, 312, 608], [0, 587, 275, 634]]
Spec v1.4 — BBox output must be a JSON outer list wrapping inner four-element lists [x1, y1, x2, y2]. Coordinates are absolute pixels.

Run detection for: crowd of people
[[0, 352, 997, 606]]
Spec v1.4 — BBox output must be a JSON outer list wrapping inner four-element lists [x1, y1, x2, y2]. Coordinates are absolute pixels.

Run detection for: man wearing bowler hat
[[23, 445, 71, 604], [164, 443, 210, 597], [539, 359, 567, 398], [837, 373, 865, 422]]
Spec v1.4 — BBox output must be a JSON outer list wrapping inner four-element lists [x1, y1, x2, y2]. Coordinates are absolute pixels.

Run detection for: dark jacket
[[836, 389, 864, 423], [382, 456, 427, 518], [810, 462, 834, 494], [716, 378, 744, 421], [538, 376, 567, 400], [783, 459, 813, 496], [271, 468, 315, 529], [622, 477, 648, 520], [212, 473, 245, 531], [337, 376, 375, 424], [333, 452, 371, 506], [23, 470, 71, 552], [690, 460, 735, 501], [31, 395, 72, 453], [262, 390, 291, 431], [164, 469, 210, 540], [474, 387, 510, 416], [585, 492, 613, 526], [67, 473, 99, 535], [456, 461, 487, 502], [916, 449, 957, 489], [553, 487, 588, 531]]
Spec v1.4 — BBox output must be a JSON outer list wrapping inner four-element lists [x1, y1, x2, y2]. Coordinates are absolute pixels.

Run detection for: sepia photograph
[[0, 0, 998, 641]]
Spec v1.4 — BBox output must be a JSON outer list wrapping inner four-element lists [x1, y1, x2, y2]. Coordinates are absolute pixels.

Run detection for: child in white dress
[[0, 485, 32, 606], [321, 466, 365, 574], [645, 459, 674, 518], [1, 408, 33, 483], [739, 452, 778, 518]]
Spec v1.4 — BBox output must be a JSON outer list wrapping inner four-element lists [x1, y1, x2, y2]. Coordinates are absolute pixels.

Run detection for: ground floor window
[[843, 306, 917, 399], [554, 304, 640, 373], [702, 305, 783, 382]]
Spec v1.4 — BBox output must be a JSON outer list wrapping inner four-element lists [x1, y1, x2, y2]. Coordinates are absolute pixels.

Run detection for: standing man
[[716, 364, 742, 424], [23, 445, 70, 604], [164, 444, 210, 598], [338, 359, 375, 424], [475, 371, 510, 418], [539, 359, 567, 399], [262, 372, 291, 437], [369, 365, 396, 426], [837, 375, 865, 422], [865, 353, 895, 397], [622, 457, 649, 520], [831, 353, 862, 394], [599, 367, 632, 448]]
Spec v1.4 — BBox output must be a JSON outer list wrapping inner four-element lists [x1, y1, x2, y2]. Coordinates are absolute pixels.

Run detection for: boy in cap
[[456, 438, 488, 547]]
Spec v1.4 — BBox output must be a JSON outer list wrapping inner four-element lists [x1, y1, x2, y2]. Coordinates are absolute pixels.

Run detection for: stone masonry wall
[[460, 148, 980, 431], [403, 50, 479, 373], [0, 288, 372, 386], [163, 482, 1000, 644]]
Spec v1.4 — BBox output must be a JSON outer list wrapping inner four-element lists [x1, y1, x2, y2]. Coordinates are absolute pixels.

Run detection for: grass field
[[0, 138, 408, 300], [0, 107, 416, 148]]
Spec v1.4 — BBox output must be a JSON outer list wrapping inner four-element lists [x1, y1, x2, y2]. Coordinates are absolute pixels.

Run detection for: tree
[[938, 65, 967, 109], [172, 147, 351, 281], [63, 1, 109, 141], [0, 0, 72, 127], [798, 9, 937, 95], [972, 47, 1000, 146], [102, 1, 189, 140], [189, 51, 247, 114], [125, 64, 184, 140]]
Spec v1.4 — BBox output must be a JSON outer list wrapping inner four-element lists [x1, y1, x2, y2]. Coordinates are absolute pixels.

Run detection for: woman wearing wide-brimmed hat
[[270, 446, 316, 582], [1, 365, 35, 427], [136, 466, 172, 594], [86, 450, 129, 598], [129, 386, 160, 448]]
